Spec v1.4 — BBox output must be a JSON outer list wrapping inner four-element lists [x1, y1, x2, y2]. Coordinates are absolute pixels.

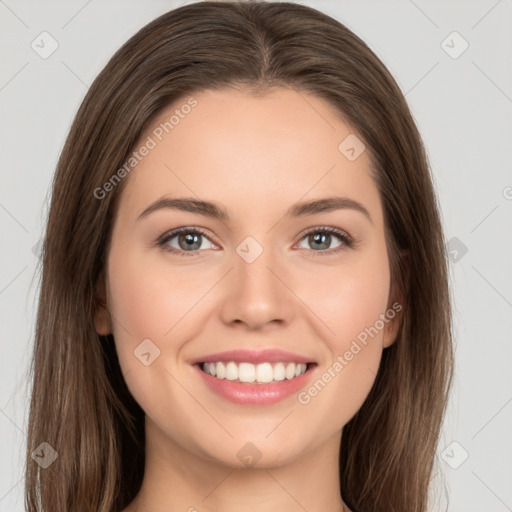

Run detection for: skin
[[95, 87, 403, 512]]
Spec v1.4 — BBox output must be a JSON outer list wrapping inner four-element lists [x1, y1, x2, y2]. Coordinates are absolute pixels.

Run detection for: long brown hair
[[25, 2, 453, 511]]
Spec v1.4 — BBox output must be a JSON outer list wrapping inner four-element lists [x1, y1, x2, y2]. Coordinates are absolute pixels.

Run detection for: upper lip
[[192, 349, 315, 365]]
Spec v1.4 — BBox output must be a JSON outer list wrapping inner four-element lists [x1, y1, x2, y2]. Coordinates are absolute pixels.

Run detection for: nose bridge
[[220, 234, 293, 328], [234, 234, 280, 298]]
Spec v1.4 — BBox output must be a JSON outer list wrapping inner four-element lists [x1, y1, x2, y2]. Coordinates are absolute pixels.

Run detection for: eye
[[296, 227, 354, 254], [157, 227, 217, 257], [156, 226, 355, 257]]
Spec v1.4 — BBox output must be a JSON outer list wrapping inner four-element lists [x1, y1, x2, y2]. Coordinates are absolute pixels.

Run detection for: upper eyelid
[[158, 226, 217, 245]]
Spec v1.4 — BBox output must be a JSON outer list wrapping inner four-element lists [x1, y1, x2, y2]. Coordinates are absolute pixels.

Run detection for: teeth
[[216, 362, 226, 379], [286, 363, 296, 380], [273, 362, 285, 381], [239, 362, 256, 383], [225, 362, 238, 381], [256, 362, 273, 383], [201, 361, 308, 383]]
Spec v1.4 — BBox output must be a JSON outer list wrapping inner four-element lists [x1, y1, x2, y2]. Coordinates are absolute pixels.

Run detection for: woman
[[25, 2, 453, 511]]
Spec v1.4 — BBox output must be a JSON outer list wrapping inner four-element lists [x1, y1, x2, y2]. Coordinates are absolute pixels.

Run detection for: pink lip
[[194, 363, 317, 406], [191, 349, 315, 365]]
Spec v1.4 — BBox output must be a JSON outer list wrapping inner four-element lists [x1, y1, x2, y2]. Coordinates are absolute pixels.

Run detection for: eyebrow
[[137, 196, 372, 224]]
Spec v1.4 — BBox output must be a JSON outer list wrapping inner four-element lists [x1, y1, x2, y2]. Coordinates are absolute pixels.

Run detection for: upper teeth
[[202, 361, 308, 383]]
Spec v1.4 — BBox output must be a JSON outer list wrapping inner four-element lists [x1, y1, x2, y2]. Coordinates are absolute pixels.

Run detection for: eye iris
[[309, 232, 330, 250], [179, 232, 201, 250]]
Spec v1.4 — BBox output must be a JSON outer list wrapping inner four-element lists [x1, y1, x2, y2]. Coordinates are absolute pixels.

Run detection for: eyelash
[[155, 226, 356, 257]]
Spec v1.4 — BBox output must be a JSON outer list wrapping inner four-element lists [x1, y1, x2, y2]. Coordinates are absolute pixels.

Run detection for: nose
[[219, 243, 296, 330]]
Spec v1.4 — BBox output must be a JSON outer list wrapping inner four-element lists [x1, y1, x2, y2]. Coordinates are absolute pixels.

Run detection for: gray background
[[1, 0, 511, 510]]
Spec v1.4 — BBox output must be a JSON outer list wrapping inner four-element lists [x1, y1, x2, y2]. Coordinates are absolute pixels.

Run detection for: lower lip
[[194, 364, 316, 406]]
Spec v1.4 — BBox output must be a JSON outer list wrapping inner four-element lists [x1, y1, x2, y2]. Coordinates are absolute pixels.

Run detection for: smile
[[191, 348, 317, 405], [200, 361, 309, 384]]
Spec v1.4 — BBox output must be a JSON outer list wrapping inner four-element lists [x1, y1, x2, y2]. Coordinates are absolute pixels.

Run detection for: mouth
[[191, 350, 318, 405], [196, 360, 316, 384]]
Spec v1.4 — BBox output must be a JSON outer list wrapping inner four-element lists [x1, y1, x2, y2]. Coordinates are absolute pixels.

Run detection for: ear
[[382, 249, 409, 349], [94, 271, 112, 336]]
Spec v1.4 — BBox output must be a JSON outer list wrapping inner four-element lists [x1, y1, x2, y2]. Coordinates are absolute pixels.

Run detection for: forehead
[[117, 87, 383, 227]]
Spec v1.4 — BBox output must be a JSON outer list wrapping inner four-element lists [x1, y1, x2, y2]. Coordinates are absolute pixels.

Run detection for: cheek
[[293, 253, 391, 427], [298, 251, 391, 346], [105, 247, 195, 418], [105, 244, 172, 393], [107, 246, 203, 343]]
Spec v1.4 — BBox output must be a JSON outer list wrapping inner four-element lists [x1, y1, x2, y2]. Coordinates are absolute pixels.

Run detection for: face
[[95, 87, 402, 469]]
